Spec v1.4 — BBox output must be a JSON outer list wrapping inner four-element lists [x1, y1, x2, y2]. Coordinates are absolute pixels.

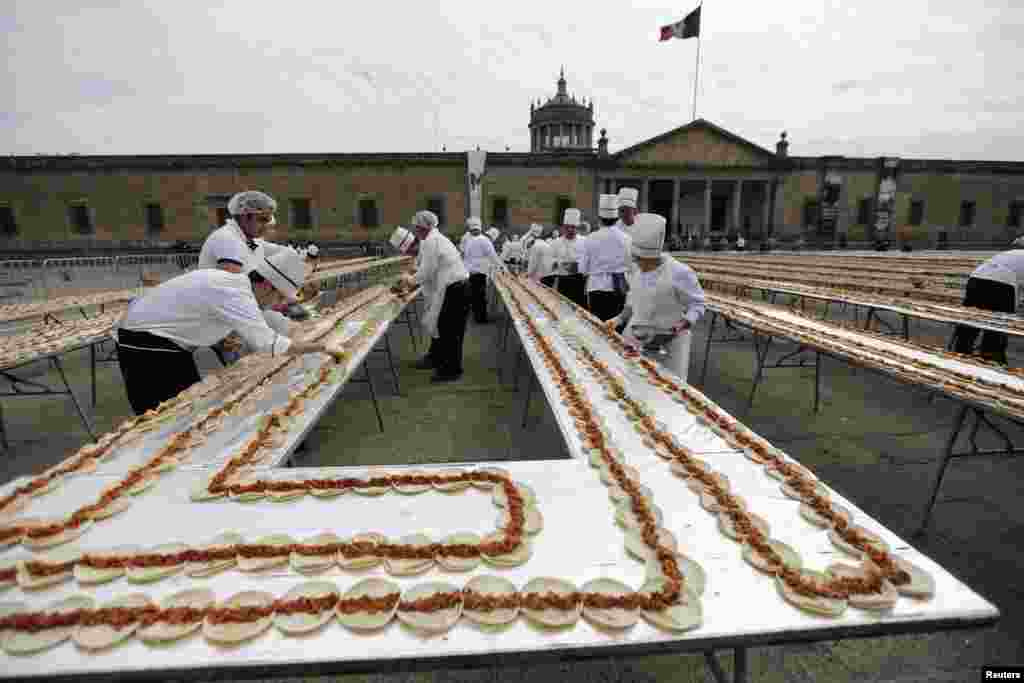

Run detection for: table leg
[[90, 342, 97, 408], [704, 647, 748, 683], [814, 351, 822, 413], [513, 347, 524, 392], [362, 363, 384, 433], [915, 403, 970, 536], [699, 311, 718, 386], [0, 400, 8, 450], [383, 332, 401, 396], [746, 334, 773, 415], [864, 307, 875, 332], [902, 313, 910, 340], [51, 356, 97, 442], [521, 371, 534, 428]]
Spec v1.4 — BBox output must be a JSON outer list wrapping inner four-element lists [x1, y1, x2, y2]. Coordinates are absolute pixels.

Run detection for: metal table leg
[[814, 351, 822, 413], [915, 404, 970, 535], [699, 311, 718, 386], [0, 400, 8, 450], [512, 347, 525, 392], [521, 371, 535, 428], [746, 334, 773, 415], [902, 313, 910, 340], [704, 647, 748, 683], [90, 342, 97, 409], [383, 332, 401, 396], [51, 356, 97, 442]]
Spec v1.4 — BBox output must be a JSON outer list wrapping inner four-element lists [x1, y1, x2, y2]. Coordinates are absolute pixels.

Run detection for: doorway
[[710, 195, 729, 232], [648, 180, 675, 229]]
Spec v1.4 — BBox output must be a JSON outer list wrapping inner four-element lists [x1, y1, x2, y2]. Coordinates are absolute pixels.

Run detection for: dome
[[529, 68, 596, 153]]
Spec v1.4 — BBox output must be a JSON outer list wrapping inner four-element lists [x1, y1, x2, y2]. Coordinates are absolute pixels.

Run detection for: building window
[[144, 203, 164, 235], [1008, 200, 1023, 229], [291, 198, 312, 230], [0, 205, 16, 237], [426, 197, 446, 228], [359, 199, 379, 228], [857, 198, 873, 225], [803, 199, 820, 228], [68, 203, 94, 235], [959, 200, 976, 228], [554, 196, 572, 226], [492, 196, 508, 226], [908, 200, 924, 227]]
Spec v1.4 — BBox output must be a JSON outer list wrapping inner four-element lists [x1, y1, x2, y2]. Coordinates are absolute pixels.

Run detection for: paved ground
[[1, 289, 1021, 682]]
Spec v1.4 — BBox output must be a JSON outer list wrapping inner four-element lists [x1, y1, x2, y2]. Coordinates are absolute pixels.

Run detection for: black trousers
[[954, 277, 1015, 358], [557, 273, 587, 308], [429, 280, 469, 377], [540, 275, 557, 288], [468, 273, 488, 323], [589, 290, 626, 321], [116, 329, 201, 415]]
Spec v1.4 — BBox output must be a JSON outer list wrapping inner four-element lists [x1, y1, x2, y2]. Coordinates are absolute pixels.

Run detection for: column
[[641, 178, 650, 212], [671, 178, 681, 236], [733, 179, 744, 235], [761, 180, 772, 238], [704, 179, 712, 236]]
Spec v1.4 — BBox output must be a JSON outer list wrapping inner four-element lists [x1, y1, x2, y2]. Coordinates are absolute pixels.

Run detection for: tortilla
[[608, 482, 653, 504], [187, 532, 244, 577], [581, 578, 637, 630], [189, 477, 226, 502], [17, 545, 82, 589], [433, 469, 471, 492], [492, 482, 536, 509], [480, 533, 532, 568], [766, 462, 816, 482], [384, 534, 434, 576], [126, 475, 159, 497], [461, 575, 518, 626], [0, 559, 19, 590], [499, 505, 544, 535], [825, 563, 898, 610], [237, 534, 295, 572], [309, 481, 348, 498], [828, 526, 889, 558], [393, 470, 432, 494], [268, 483, 306, 503], [798, 502, 852, 529], [624, 527, 677, 561], [645, 552, 707, 597], [273, 581, 339, 635], [126, 542, 189, 583], [775, 570, 848, 617], [290, 532, 341, 574], [73, 593, 153, 650], [90, 496, 131, 521], [29, 476, 61, 498], [338, 532, 386, 570], [1, 595, 95, 654], [436, 533, 482, 572], [718, 512, 770, 541], [75, 545, 142, 584], [615, 500, 663, 531], [781, 481, 830, 503], [0, 516, 42, 549], [396, 581, 462, 633], [521, 577, 580, 628], [23, 519, 94, 551], [866, 556, 935, 599], [599, 463, 639, 488], [684, 472, 729, 495], [352, 474, 391, 496], [669, 458, 710, 479], [203, 590, 275, 644], [470, 467, 510, 491], [699, 491, 746, 513], [638, 578, 702, 632], [742, 539, 802, 574]]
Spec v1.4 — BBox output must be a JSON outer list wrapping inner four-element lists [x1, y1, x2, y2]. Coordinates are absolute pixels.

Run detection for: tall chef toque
[[486, 227, 500, 241], [253, 248, 306, 302], [617, 187, 639, 209], [467, 216, 483, 232], [530, 223, 543, 237], [599, 194, 619, 218], [390, 226, 415, 254], [562, 208, 582, 227], [630, 213, 667, 258]]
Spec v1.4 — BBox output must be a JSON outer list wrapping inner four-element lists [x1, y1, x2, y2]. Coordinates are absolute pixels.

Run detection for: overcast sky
[[4, 1, 1022, 160]]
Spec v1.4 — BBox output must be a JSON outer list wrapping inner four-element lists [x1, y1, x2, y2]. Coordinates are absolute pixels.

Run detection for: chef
[[486, 227, 500, 244], [580, 194, 632, 321], [306, 244, 321, 273], [501, 234, 525, 271], [197, 190, 289, 272], [526, 229, 557, 286], [521, 223, 541, 254], [115, 249, 336, 415], [615, 187, 639, 231], [462, 217, 504, 324], [605, 213, 706, 381], [551, 209, 589, 307], [953, 248, 1024, 364], [396, 210, 470, 383]]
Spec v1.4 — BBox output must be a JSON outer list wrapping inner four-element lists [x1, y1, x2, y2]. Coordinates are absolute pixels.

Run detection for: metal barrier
[[0, 259, 47, 303], [41, 257, 120, 299]]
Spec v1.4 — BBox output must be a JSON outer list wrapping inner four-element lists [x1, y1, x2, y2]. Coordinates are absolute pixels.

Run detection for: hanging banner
[[821, 171, 843, 235], [874, 159, 899, 242], [467, 151, 487, 222]]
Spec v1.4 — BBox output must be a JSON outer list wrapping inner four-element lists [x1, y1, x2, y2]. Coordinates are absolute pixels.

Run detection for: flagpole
[[692, 2, 702, 120]]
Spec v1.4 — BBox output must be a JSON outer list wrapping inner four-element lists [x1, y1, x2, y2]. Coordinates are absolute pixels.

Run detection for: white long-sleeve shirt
[[462, 233, 503, 274], [551, 235, 588, 275], [118, 269, 292, 356], [414, 229, 469, 291], [625, 256, 706, 326], [527, 239, 556, 280], [580, 225, 632, 293], [197, 220, 287, 271], [501, 240, 524, 261]]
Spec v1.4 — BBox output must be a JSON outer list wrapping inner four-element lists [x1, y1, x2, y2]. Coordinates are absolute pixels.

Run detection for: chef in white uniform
[[580, 194, 632, 321], [615, 187, 639, 232], [397, 211, 470, 382], [551, 209, 588, 307], [486, 227, 500, 244], [527, 229, 557, 286], [953, 248, 1024, 364], [605, 214, 706, 382], [198, 191, 289, 272], [462, 218, 504, 323], [501, 235, 525, 271]]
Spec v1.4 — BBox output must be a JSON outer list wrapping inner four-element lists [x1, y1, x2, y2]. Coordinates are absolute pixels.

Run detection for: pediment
[[615, 119, 776, 167]]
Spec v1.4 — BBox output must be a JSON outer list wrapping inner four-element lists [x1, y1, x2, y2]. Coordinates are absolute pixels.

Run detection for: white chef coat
[[414, 228, 469, 337], [527, 239, 556, 281], [551, 235, 588, 275], [580, 224, 631, 293], [462, 233, 502, 275], [459, 232, 471, 255], [197, 220, 287, 271], [117, 269, 292, 356], [501, 240, 524, 262]]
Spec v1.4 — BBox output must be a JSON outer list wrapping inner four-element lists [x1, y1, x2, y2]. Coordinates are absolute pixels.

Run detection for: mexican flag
[[659, 6, 701, 41]]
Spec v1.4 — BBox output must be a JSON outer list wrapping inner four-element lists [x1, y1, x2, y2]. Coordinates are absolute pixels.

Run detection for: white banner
[[467, 150, 487, 221]]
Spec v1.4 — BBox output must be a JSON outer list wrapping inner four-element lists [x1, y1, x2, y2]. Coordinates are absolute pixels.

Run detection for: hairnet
[[228, 190, 277, 216], [412, 210, 438, 229]]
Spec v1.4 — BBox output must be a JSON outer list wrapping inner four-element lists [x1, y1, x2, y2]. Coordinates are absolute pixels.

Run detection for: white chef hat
[[553, 229, 561, 239], [579, 221, 591, 235], [467, 216, 483, 231], [412, 210, 438, 230], [599, 194, 619, 218], [253, 248, 305, 302], [631, 213, 666, 258], [562, 208, 581, 226], [617, 187, 639, 209], [486, 227, 500, 241], [228, 190, 277, 216], [530, 223, 543, 237], [306, 244, 320, 257], [390, 226, 416, 254]]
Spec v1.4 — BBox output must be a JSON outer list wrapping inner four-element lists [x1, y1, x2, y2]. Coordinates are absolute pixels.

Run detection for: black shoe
[[413, 356, 435, 370], [430, 371, 463, 383]]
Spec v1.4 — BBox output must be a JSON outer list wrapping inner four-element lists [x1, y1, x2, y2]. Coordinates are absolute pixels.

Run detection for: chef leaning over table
[[952, 246, 1024, 365], [605, 213, 706, 382], [197, 190, 290, 272], [395, 210, 470, 383], [115, 249, 340, 415]]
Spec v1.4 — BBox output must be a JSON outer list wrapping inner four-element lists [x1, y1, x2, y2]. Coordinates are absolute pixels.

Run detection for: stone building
[[2, 70, 1024, 250]]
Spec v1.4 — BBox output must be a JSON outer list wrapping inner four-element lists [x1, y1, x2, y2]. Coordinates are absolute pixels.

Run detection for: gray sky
[[4, 0, 1022, 160]]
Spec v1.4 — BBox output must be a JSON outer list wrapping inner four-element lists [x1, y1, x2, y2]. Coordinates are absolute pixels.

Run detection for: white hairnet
[[228, 190, 277, 216], [412, 210, 438, 229]]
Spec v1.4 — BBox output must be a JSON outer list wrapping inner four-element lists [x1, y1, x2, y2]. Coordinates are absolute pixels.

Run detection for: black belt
[[116, 329, 190, 353]]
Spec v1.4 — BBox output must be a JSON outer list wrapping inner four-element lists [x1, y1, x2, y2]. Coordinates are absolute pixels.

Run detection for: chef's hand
[[604, 317, 620, 332], [221, 333, 244, 353]]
